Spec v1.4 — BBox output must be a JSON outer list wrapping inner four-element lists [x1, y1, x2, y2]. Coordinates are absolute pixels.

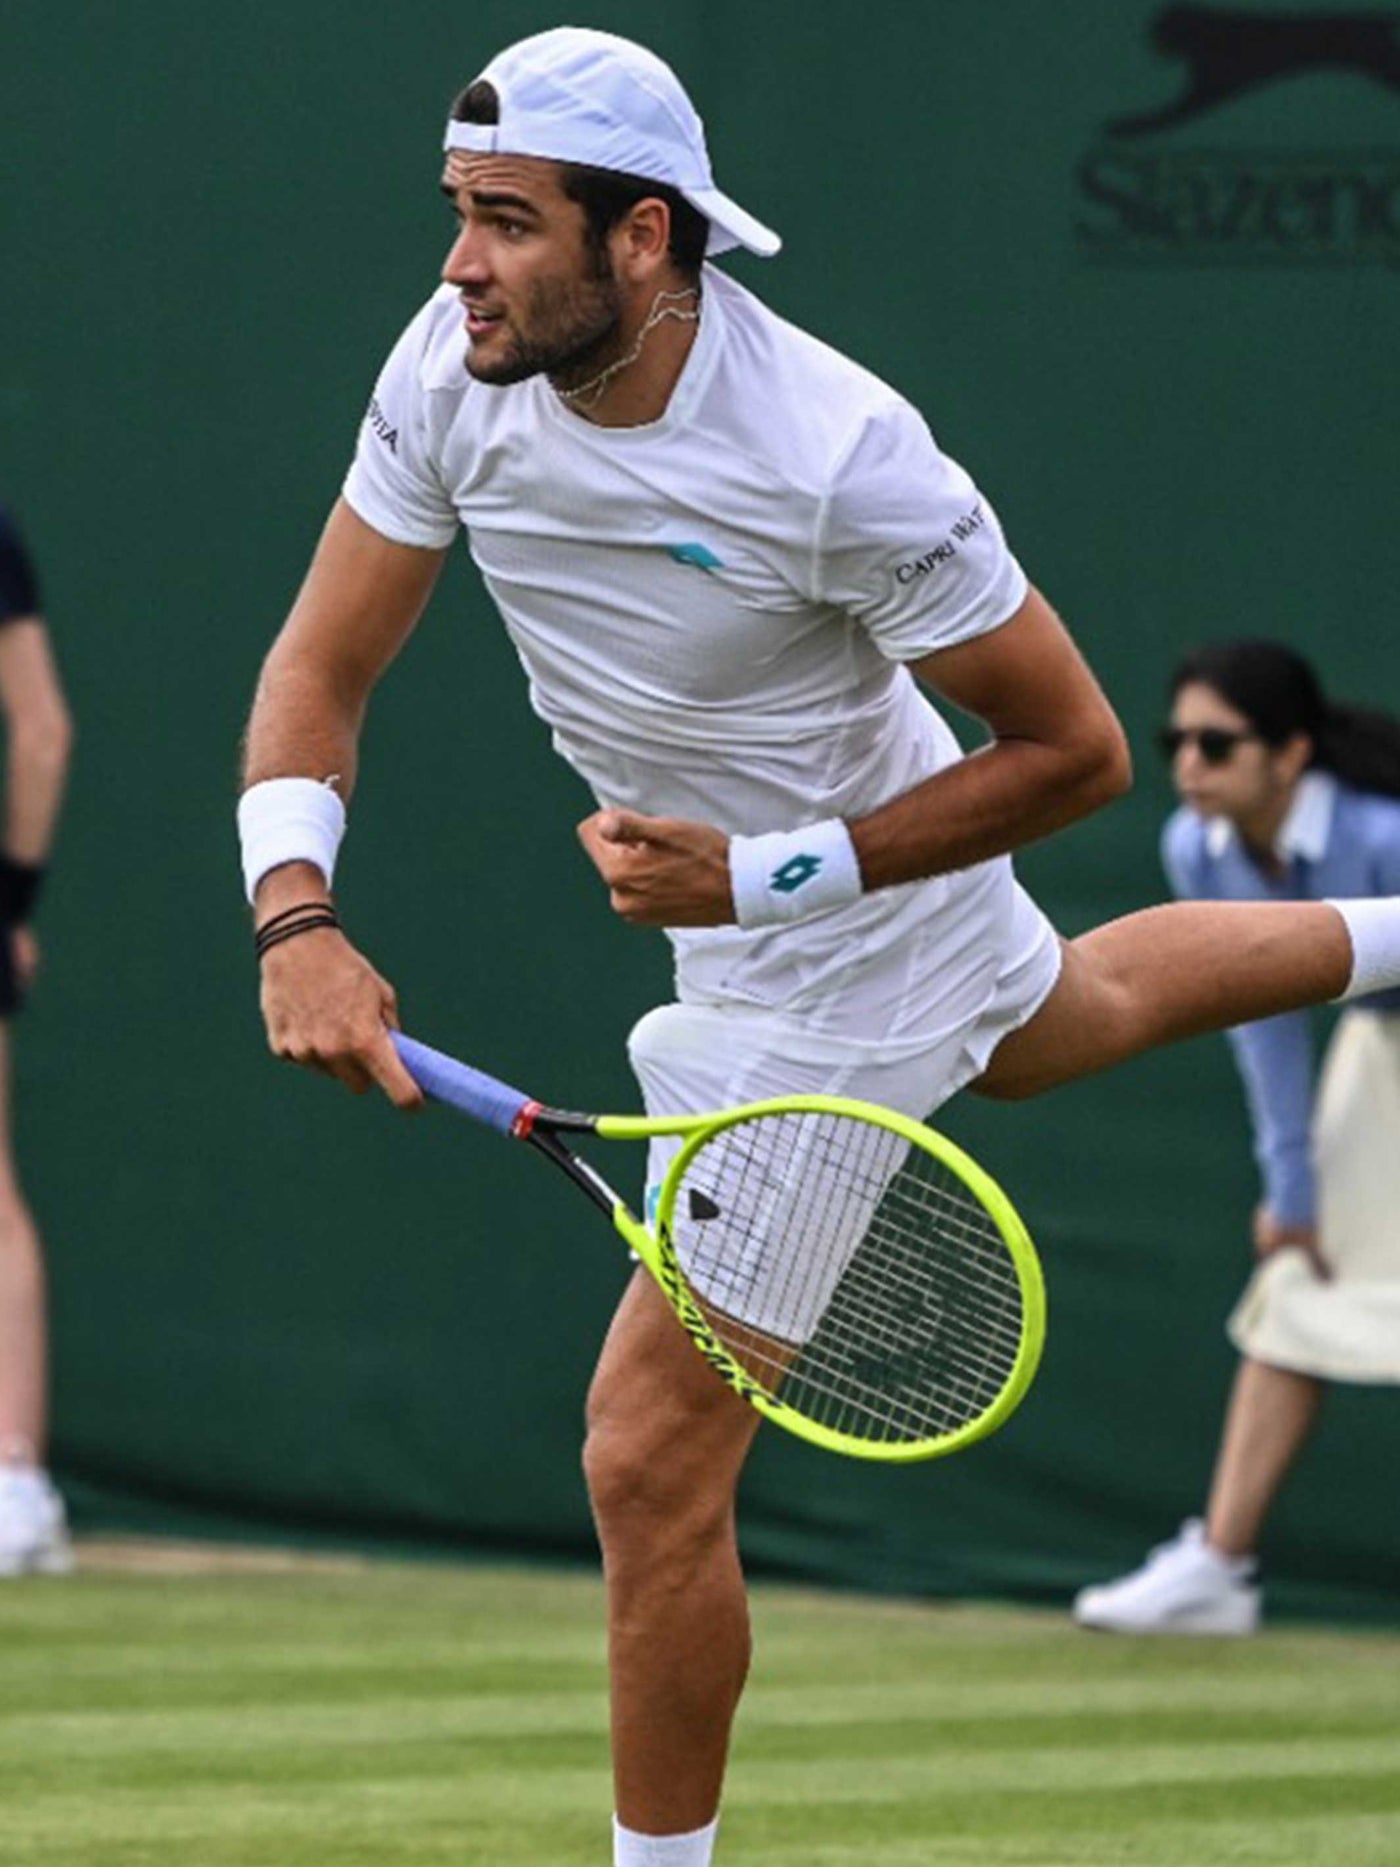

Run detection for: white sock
[[1198, 1536, 1255, 1578], [1326, 898, 1400, 1000], [613, 1814, 720, 1866]]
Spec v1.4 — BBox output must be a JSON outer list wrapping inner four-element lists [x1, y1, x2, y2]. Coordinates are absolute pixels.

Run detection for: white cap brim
[[687, 186, 782, 258]]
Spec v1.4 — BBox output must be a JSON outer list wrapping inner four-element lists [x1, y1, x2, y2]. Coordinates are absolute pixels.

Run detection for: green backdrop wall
[[4, 1, 1399, 1619]]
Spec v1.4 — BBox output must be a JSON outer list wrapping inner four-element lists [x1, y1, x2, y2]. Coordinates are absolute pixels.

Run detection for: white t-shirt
[[343, 265, 1031, 1024]]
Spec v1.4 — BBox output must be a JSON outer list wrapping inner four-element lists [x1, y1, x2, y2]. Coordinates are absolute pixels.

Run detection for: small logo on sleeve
[[770, 853, 823, 893], [895, 503, 985, 584], [366, 396, 399, 455]]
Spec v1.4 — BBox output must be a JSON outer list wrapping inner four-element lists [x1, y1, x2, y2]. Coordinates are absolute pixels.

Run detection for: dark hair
[[448, 80, 708, 280], [1170, 639, 1400, 799]]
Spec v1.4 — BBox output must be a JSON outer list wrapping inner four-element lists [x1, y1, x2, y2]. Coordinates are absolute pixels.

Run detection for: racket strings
[[668, 1111, 1026, 1446]]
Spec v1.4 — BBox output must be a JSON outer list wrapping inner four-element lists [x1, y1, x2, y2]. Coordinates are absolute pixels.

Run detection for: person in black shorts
[[0, 504, 74, 1576]]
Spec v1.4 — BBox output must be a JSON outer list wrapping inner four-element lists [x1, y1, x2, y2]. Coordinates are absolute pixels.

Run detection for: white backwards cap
[[443, 27, 781, 259]]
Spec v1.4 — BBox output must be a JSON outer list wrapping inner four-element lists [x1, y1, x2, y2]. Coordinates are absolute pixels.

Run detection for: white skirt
[[1228, 1009, 1400, 1383]]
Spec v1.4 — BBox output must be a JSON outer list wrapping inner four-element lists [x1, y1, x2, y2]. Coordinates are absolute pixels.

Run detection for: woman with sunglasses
[[1075, 639, 1400, 1635]]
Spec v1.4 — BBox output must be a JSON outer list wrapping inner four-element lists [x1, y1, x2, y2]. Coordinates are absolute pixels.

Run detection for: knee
[[584, 1403, 692, 1529], [583, 1392, 731, 1563]]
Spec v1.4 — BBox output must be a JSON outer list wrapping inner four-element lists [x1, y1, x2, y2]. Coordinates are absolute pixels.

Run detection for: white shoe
[[0, 1465, 74, 1577], [1072, 1519, 1260, 1635]]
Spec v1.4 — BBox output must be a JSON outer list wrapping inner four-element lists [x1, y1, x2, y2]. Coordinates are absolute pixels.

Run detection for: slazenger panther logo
[[1074, 4, 1400, 265], [1109, 5, 1400, 138]]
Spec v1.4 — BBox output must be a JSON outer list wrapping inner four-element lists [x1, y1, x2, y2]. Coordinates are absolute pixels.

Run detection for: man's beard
[[466, 266, 625, 389]]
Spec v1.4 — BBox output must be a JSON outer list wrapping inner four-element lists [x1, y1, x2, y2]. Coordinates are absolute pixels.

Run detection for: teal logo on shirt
[[771, 853, 822, 893], [667, 542, 724, 571]]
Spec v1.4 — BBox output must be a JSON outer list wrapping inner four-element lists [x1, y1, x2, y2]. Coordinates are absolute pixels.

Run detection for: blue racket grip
[[391, 1033, 533, 1137]]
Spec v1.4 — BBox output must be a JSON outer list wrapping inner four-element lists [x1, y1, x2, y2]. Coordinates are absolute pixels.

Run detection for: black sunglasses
[[1157, 726, 1259, 766]]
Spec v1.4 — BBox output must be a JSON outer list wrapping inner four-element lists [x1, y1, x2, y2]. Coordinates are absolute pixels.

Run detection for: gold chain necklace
[[555, 287, 701, 415]]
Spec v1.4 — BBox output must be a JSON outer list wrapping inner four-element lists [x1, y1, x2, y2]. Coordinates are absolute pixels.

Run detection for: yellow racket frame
[[595, 1093, 1046, 1463]]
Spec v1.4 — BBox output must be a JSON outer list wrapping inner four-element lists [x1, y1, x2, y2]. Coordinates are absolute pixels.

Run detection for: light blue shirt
[[1162, 772, 1400, 1227]]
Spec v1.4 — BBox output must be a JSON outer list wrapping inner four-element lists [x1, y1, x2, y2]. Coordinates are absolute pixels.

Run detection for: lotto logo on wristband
[[730, 819, 864, 930], [770, 853, 823, 894]]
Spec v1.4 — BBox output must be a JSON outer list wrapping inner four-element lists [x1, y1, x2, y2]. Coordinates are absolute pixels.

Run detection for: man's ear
[[612, 198, 672, 283]]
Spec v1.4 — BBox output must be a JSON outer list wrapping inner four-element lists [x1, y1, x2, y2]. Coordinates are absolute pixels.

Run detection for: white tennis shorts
[[1229, 1009, 1400, 1383], [626, 867, 1061, 1338]]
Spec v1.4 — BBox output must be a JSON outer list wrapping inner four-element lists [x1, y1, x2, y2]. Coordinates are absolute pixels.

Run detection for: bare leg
[[1203, 1358, 1325, 1559], [972, 900, 1349, 1099], [0, 1024, 47, 1463], [585, 1268, 762, 1835]]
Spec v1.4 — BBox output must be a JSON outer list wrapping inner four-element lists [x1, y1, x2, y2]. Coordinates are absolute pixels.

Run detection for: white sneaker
[[0, 1465, 74, 1577], [1072, 1519, 1260, 1635]]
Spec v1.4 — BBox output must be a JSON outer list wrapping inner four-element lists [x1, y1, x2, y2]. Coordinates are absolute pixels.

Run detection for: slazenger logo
[[1074, 5, 1400, 267], [896, 503, 986, 585], [1109, 6, 1400, 137]]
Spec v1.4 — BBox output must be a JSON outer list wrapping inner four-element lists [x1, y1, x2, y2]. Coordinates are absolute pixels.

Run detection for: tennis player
[[0, 504, 73, 1578], [1074, 641, 1400, 1636], [237, 30, 1400, 1862]]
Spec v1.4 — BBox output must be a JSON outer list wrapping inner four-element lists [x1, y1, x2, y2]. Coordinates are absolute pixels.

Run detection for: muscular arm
[[243, 498, 446, 804], [242, 498, 448, 1100], [850, 584, 1132, 888], [580, 586, 1132, 924]]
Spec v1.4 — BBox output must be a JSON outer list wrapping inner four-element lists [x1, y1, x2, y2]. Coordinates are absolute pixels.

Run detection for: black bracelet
[[0, 853, 44, 927], [255, 914, 340, 959], [255, 909, 341, 959], [254, 899, 334, 939], [255, 904, 338, 945]]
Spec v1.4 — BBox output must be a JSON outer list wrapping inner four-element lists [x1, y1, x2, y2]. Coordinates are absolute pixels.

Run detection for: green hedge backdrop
[[4, 0, 1399, 1618]]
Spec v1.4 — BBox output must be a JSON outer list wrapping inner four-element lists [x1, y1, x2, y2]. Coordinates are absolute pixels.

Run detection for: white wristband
[[237, 778, 346, 904], [728, 819, 863, 930], [1327, 897, 1400, 1001]]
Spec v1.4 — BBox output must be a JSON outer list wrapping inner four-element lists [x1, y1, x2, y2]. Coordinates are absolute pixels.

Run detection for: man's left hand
[[577, 809, 734, 926]]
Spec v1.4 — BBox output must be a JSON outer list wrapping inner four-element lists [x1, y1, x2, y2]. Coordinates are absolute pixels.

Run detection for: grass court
[[4, 1546, 1400, 1864]]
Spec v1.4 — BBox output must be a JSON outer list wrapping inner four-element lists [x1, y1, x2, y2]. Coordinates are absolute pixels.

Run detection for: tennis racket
[[392, 1031, 1045, 1464]]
